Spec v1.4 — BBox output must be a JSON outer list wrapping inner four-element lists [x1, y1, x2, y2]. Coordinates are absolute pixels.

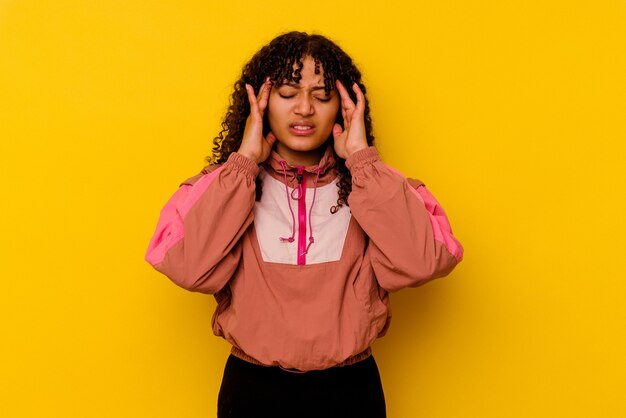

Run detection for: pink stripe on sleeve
[[384, 164, 464, 263], [412, 185, 464, 262], [145, 166, 225, 266]]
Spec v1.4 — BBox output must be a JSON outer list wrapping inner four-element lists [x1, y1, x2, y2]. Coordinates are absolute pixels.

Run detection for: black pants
[[217, 354, 387, 418]]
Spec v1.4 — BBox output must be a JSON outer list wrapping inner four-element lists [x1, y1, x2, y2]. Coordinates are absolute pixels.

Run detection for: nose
[[294, 94, 315, 116]]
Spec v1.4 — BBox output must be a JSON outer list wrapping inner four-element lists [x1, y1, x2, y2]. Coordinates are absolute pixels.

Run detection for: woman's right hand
[[237, 77, 276, 164]]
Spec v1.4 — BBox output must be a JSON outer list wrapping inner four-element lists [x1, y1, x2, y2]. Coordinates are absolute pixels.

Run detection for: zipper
[[295, 167, 307, 265]]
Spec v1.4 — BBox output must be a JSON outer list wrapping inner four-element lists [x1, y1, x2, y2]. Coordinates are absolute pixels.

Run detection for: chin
[[281, 137, 328, 152], [290, 143, 323, 152]]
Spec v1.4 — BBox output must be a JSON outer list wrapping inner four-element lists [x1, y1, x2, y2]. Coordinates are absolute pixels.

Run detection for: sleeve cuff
[[225, 152, 261, 178], [345, 146, 381, 172]]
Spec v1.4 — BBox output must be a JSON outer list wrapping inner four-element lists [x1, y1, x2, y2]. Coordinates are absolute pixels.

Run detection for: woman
[[145, 31, 464, 418]]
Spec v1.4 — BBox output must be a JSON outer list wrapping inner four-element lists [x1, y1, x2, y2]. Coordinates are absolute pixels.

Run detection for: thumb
[[266, 131, 277, 148], [332, 123, 343, 139]]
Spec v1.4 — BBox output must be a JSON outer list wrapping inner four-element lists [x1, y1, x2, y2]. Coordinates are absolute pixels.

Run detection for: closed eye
[[279, 93, 331, 102]]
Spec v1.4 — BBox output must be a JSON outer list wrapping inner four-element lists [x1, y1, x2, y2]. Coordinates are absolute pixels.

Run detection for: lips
[[290, 121, 315, 129], [289, 121, 316, 136]]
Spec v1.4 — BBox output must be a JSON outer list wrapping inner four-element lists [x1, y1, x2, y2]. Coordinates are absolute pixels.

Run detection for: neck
[[274, 143, 327, 167]]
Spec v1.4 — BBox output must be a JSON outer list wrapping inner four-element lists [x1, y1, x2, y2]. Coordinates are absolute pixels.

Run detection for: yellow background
[[1, 0, 625, 416]]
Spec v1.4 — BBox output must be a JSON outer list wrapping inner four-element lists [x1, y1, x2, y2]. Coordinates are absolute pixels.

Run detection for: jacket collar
[[261, 142, 338, 187]]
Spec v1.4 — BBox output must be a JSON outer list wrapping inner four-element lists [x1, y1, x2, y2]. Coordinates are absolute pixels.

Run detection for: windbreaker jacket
[[145, 144, 464, 372]]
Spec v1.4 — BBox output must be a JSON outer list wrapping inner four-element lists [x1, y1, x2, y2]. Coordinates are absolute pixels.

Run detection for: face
[[267, 55, 340, 166]]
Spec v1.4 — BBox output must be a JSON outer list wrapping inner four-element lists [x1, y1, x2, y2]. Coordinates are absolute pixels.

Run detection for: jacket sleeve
[[145, 152, 259, 294], [346, 146, 464, 292]]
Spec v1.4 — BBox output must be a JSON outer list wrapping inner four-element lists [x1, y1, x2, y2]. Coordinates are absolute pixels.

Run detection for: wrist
[[236, 150, 259, 164], [227, 152, 261, 177], [346, 144, 369, 158], [345, 146, 380, 171]]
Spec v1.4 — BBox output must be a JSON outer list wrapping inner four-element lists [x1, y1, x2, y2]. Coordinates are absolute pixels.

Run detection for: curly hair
[[206, 31, 375, 213]]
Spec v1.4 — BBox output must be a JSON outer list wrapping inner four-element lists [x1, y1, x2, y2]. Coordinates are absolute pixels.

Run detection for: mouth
[[289, 121, 316, 136]]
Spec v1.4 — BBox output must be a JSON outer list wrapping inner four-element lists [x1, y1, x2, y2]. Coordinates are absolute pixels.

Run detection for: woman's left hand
[[332, 80, 369, 159]]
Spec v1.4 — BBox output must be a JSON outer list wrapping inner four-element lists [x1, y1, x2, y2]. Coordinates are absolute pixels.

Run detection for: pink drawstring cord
[[302, 166, 321, 256], [290, 182, 303, 200], [278, 160, 296, 243], [278, 161, 321, 256]]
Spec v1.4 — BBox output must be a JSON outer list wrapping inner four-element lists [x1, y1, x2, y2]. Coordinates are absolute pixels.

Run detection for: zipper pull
[[291, 167, 305, 200], [296, 167, 304, 184]]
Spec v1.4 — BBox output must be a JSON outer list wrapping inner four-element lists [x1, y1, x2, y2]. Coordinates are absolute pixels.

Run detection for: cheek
[[266, 99, 284, 129], [321, 103, 340, 126]]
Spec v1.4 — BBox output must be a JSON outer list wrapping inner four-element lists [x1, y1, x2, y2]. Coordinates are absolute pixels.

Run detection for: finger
[[335, 79, 347, 99], [332, 123, 343, 139], [352, 83, 365, 115], [266, 131, 277, 147], [258, 78, 272, 113], [335, 79, 350, 100], [342, 107, 350, 131], [255, 77, 269, 101], [336, 81, 350, 128], [245, 83, 260, 115], [335, 79, 356, 112]]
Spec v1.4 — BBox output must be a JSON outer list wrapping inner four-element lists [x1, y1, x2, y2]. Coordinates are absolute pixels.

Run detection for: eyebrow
[[282, 82, 329, 92]]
